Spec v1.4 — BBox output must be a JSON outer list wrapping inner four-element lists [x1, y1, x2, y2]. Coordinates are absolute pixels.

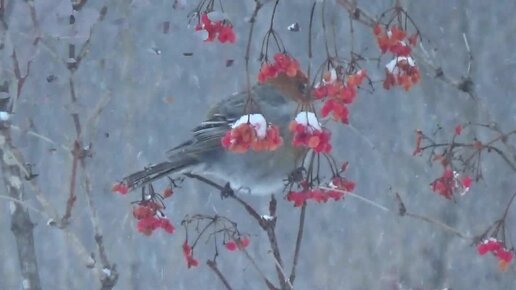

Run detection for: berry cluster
[[182, 241, 199, 268], [132, 200, 175, 236], [258, 53, 302, 84], [383, 56, 421, 91], [112, 182, 129, 195], [430, 167, 472, 199], [287, 176, 355, 207], [195, 12, 236, 43], [221, 114, 283, 153], [313, 69, 367, 124], [477, 238, 514, 271], [373, 24, 420, 91], [373, 24, 417, 56], [289, 112, 331, 154], [224, 236, 250, 251]]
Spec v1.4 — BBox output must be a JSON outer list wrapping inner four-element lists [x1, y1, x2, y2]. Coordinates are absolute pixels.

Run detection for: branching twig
[[320, 187, 471, 240], [242, 248, 278, 290], [183, 173, 287, 288]]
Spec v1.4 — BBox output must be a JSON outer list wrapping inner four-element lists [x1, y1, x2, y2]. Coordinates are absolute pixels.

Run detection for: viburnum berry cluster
[[373, 24, 418, 56], [313, 68, 367, 124], [224, 236, 250, 251], [289, 111, 332, 154], [221, 114, 282, 153], [195, 12, 236, 43], [430, 167, 472, 199], [477, 238, 514, 271], [180, 214, 251, 269], [113, 182, 176, 236], [412, 126, 477, 199], [133, 200, 175, 236], [373, 24, 420, 91], [112, 182, 129, 195], [286, 176, 355, 207], [182, 241, 199, 268], [257, 53, 302, 84]]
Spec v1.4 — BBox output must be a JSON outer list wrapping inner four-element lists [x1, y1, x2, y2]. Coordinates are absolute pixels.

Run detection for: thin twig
[[0, 195, 48, 218], [269, 252, 293, 289], [206, 260, 234, 290], [319, 187, 390, 212], [405, 212, 471, 240], [183, 173, 286, 288], [242, 248, 278, 290], [288, 203, 306, 286]]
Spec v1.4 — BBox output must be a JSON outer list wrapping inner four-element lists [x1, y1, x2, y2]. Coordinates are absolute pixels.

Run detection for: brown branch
[[263, 213, 286, 290], [405, 212, 471, 240], [288, 203, 306, 286], [184, 173, 264, 223], [0, 125, 113, 287], [335, 0, 377, 27], [241, 249, 279, 290], [395, 193, 471, 240], [67, 3, 107, 72], [81, 158, 119, 288], [0, 126, 42, 290], [61, 140, 80, 225], [10, 49, 33, 113], [502, 191, 516, 221], [0, 0, 7, 29], [207, 259, 233, 290], [322, 187, 471, 240], [60, 4, 117, 285]]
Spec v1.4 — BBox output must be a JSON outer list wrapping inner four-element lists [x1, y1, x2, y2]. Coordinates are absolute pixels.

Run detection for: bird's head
[[265, 71, 311, 104]]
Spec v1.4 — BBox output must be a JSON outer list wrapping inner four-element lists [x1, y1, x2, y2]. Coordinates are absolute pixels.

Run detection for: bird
[[120, 71, 310, 196]]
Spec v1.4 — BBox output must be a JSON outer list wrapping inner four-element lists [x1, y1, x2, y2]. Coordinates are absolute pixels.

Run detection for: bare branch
[[288, 204, 306, 286], [0, 126, 41, 290], [207, 260, 234, 290]]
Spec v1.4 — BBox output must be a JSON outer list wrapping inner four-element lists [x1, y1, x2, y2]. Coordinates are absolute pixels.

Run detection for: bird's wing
[[166, 83, 291, 160], [166, 93, 246, 160]]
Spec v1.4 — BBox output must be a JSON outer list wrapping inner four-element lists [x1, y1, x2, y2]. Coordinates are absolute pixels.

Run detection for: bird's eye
[[297, 82, 307, 93]]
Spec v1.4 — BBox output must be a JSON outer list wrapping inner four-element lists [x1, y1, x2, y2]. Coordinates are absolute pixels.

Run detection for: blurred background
[[1, 0, 516, 289]]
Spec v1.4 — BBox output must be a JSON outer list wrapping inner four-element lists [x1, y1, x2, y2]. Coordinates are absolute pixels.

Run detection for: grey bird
[[120, 72, 309, 196]]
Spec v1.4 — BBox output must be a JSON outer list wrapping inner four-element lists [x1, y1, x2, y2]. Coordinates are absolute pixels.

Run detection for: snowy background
[[1, 0, 516, 289]]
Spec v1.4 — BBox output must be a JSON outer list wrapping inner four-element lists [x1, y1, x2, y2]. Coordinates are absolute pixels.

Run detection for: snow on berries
[[373, 24, 420, 91], [477, 238, 514, 271], [313, 68, 366, 124], [289, 112, 331, 154], [221, 114, 283, 153]]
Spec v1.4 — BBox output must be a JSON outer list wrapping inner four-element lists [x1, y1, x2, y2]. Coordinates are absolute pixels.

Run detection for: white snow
[[9, 201, 16, 214], [232, 114, 267, 139], [324, 68, 337, 84], [315, 68, 337, 88], [102, 267, 112, 277], [294, 111, 321, 131], [196, 29, 209, 41], [385, 56, 416, 73], [0, 111, 10, 121], [22, 279, 30, 289], [261, 214, 275, 221], [207, 11, 228, 22]]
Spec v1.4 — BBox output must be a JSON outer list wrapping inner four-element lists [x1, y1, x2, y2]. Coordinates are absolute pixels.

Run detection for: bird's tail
[[121, 158, 196, 191]]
